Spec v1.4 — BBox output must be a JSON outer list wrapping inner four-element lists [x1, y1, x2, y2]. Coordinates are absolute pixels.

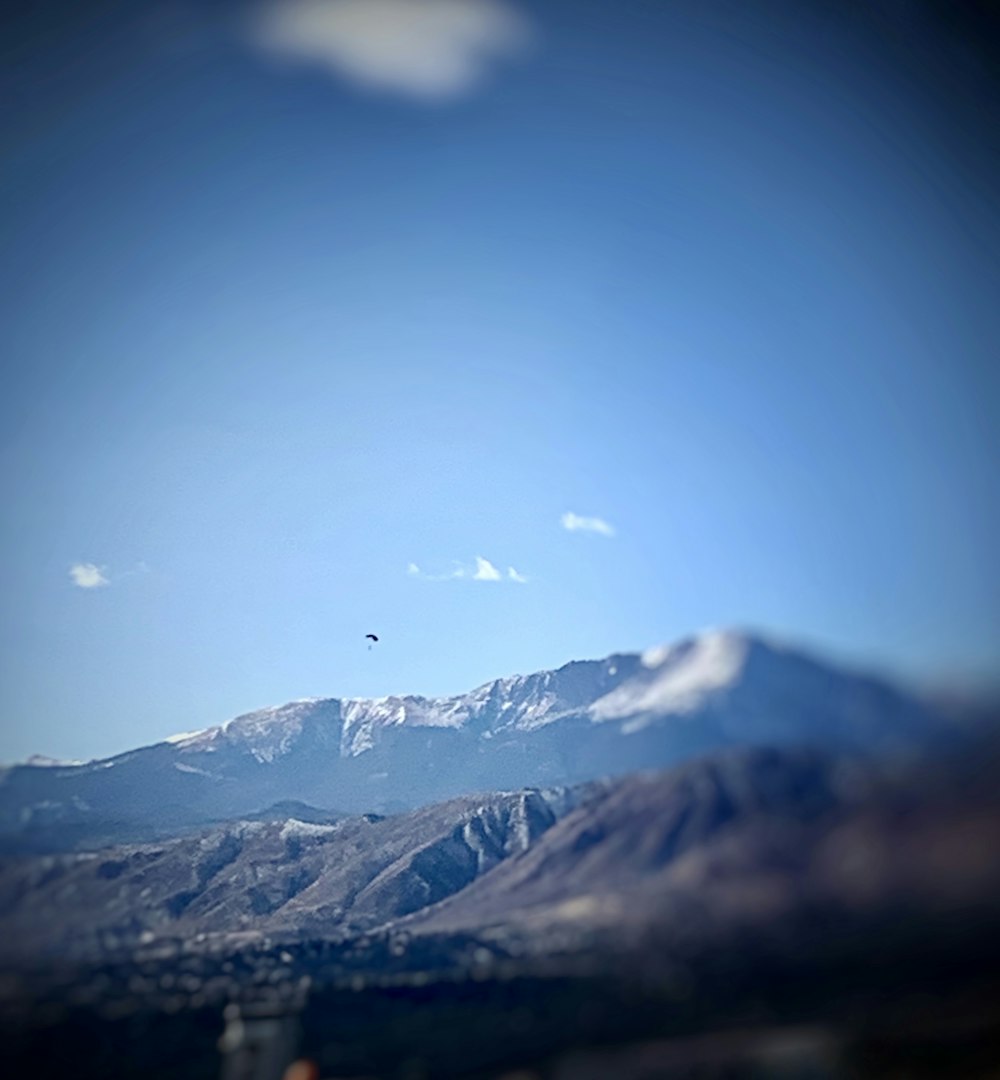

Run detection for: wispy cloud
[[408, 555, 526, 582], [406, 562, 465, 581], [119, 560, 151, 580], [69, 563, 109, 589], [560, 511, 616, 537], [249, 0, 532, 101], [68, 561, 150, 589]]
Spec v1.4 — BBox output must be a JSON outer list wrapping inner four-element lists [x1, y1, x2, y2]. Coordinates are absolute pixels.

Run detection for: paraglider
[[366, 633, 379, 651]]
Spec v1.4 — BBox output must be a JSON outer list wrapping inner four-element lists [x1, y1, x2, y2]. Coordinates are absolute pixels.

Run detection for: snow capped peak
[[145, 629, 821, 764], [592, 629, 752, 724], [162, 698, 339, 762], [640, 643, 674, 668], [641, 627, 752, 669]]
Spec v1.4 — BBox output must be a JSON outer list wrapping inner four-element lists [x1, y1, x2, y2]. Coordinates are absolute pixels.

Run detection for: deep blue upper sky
[[2, 0, 998, 761]]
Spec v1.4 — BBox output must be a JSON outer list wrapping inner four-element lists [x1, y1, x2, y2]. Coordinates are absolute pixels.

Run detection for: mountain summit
[[0, 630, 944, 849]]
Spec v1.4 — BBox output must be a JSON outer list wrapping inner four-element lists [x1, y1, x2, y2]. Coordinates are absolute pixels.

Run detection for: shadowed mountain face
[[0, 630, 947, 851], [397, 746, 848, 938], [398, 747, 1000, 966]]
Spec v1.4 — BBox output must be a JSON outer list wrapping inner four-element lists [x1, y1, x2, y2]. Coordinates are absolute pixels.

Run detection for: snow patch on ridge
[[24, 755, 85, 767], [279, 819, 340, 840], [164, 729, 208, 745]]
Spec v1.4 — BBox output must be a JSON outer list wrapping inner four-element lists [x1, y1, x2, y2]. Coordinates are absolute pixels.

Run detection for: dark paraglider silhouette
[[366, 633, 379, 651]]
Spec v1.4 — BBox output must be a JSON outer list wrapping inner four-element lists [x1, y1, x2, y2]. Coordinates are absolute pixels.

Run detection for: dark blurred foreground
[[8, 919, 1000, 1080], [3, 735, 1000, 1079]]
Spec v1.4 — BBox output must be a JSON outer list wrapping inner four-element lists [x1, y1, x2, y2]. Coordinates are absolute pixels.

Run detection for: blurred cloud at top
[[247, 0, 533, 99]]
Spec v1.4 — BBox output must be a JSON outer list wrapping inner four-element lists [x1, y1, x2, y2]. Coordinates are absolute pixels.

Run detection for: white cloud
[[560, 511, 616, 537], [250, 0, 532, 100], [473, 555, 501, 581], [69, 563, 109, 589], [408, 555, 524, 582]]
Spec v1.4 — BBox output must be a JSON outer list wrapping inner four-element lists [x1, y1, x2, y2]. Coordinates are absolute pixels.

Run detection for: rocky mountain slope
[[0, 786, 588, 961], [397, 741, 1000, 967], [4, 740, 997, 999], [0, 746, 866, 965], [397, 745, 848, 938]]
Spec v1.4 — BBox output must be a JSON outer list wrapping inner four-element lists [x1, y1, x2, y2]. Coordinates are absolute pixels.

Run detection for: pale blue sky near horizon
[[2, 0, 998, 763]]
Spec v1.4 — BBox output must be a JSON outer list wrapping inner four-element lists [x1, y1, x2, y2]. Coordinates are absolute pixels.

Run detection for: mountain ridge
[[0, 628, 947, 849]]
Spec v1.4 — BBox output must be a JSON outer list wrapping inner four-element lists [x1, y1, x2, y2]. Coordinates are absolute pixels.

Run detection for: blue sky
[[2, 0, 998, 762]]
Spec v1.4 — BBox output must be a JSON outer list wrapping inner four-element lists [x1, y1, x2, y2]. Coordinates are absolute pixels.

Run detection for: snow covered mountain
[[0, 629, 946, 849]]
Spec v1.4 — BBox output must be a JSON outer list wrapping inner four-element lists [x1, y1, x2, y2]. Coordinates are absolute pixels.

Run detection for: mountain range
[[0, 629, 948, 851]]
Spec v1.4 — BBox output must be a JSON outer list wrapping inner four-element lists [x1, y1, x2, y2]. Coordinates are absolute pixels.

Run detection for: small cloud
[[249, 0, 533, 101], [560, 511, 616, 537], [507, 566, 527, 583], [69, 563, 109, 589], [473, 555, 501, 581], [407, 562, 421, 576]]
